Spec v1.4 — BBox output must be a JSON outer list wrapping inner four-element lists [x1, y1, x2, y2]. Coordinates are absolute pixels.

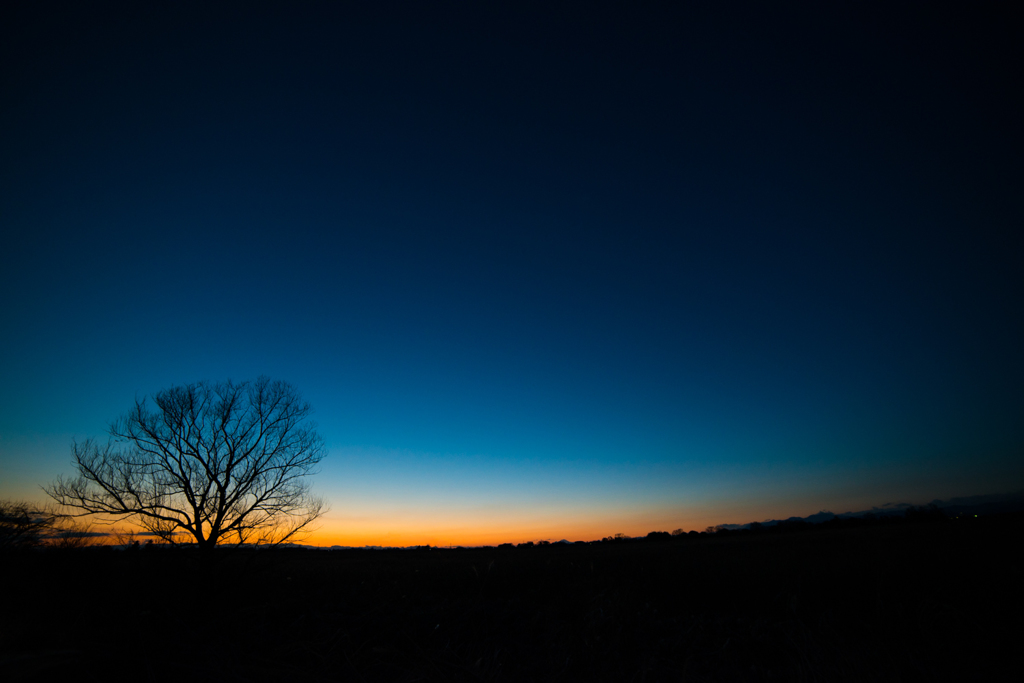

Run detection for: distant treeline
[[459, 503, 980, 550], [2, 501, 1001, 553]]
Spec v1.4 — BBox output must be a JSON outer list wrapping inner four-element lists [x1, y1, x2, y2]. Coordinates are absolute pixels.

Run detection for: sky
[[2, 1, 1022, 546]]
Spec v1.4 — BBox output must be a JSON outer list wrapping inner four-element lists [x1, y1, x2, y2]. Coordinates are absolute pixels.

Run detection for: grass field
[[3, 514, 1018, 682]]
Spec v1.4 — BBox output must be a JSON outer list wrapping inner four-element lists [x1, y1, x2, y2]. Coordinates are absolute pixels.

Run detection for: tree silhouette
[[0, 500, 96, 549], [47, 516, 97, 549], [0, 500, 53, 550], [46, 377, 326, 549]]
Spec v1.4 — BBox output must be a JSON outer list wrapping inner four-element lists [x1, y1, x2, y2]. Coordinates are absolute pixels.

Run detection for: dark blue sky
[[2, 2, 1021, 544]]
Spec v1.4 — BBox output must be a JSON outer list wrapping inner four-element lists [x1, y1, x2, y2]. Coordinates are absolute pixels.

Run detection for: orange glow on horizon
[[302, 512, 733, 548], [51, 497, 873, 548], [296, 493, 868, 547]]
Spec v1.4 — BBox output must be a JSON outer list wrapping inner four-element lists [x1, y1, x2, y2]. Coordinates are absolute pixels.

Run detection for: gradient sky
[[2, 2, 1022, 546]]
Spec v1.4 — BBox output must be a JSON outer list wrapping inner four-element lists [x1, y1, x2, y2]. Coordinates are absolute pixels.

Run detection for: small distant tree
[[0, 500, 52, 550], [48, 517, 98, 549], [671, 528, 685, 536], [110, 527, 139, 548], [46, 377, 327, 549], [0, 501, 96, 549]]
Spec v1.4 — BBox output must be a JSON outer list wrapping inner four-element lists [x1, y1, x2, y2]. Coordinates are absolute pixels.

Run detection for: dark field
[[3, 515, 1019, 682]]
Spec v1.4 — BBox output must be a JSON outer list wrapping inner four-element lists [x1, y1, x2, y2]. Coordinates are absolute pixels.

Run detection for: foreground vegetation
[[2, 513, 1018, 682]]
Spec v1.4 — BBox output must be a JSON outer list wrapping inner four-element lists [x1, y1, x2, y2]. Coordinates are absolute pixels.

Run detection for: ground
[[2, 514, 1018, 682]]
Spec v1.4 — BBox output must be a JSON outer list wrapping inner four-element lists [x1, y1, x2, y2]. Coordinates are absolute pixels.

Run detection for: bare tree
[[0, 500, 102, 549], [47, 517, 98, 549], [0, 500, 54, 550], [46, 377, 327, 549]]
